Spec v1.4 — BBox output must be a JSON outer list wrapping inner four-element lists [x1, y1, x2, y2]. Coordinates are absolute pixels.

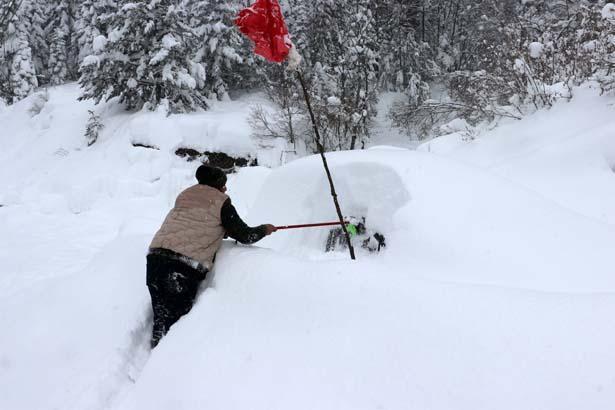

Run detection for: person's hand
[[263, 224, 277, 235]]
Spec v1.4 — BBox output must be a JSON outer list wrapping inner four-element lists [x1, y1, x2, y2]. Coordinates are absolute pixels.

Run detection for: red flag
[[234, 0, 292, 63]]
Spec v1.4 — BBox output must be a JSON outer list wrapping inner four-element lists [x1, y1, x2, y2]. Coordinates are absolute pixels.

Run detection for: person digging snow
[[146, 165, 277, 348]]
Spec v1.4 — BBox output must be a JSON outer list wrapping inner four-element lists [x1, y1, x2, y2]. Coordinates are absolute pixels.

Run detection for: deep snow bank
[[0, 85, 275, 214], [419, 86, 615, 226], [120, 243, 615, 410], [0, 236, 151, 410], [248, 153, 411, 257], [249, 149, 615, 292]]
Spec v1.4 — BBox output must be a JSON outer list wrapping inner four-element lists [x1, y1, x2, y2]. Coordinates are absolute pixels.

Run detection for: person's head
[[196, 165, 227, 193]]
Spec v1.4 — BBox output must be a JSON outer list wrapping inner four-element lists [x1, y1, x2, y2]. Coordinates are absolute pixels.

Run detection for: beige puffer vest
[[150, 184, 229, 270]]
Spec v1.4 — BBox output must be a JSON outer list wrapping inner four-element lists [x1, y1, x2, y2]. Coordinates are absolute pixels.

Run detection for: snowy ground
[[1, 84, 615, 410]]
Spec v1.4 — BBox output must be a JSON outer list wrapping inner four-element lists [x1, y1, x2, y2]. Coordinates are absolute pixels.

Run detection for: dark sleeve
[[220, 198, 267, 245]]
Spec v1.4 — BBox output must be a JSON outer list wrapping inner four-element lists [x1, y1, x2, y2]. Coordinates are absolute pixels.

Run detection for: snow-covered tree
[[46, 0, 78, 85], [0, 0, 19, 101], [0, 0, 39, 103], [186, 0, 251, 100], [26, 0, 49, 84], [596, 2, 615, 94], [388, 0, 615, 138], [0, 0, 19, 43], [79, 0, 207, 113], [84, 109, 104, 146], [373, 0, 438, 92], [75, 0, 118, 62]]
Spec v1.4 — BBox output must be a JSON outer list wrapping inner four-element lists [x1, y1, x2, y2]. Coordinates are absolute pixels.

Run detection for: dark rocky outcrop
[[175, 148, 257, 173], [132, 143, 160, 150], [130, 143, 256, 173]]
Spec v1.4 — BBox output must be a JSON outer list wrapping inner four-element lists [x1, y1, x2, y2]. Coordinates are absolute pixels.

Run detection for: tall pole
[[295, 70, 356, 260]]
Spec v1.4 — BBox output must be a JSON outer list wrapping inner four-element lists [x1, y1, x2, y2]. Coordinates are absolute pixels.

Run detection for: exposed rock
[[175, 148, 257, 173], [132, 143, 160, 150]]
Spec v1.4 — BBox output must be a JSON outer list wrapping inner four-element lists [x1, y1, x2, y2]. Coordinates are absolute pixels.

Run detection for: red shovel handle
[[275, 221, 347, 230]]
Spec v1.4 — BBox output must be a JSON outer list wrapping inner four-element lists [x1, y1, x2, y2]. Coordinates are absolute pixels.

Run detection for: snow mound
[[529, 41, 544, 58], [418, 87, 615, 226], [250, 149, 615, 292], [121, 242, 615, 410], [249, 155, 410, 255], [602, 3, 615, 20]]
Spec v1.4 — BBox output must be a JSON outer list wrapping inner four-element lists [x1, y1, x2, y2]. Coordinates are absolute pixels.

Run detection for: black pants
[[146, 252, 206, 348]]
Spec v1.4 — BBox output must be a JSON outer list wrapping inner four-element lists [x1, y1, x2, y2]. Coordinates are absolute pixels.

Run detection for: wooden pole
[[295, 70, 356, 260]]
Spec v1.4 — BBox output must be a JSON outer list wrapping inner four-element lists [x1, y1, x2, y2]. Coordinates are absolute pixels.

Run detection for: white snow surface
[[529, 41, 544, 58], [93, 35, 108, 53], [602, 3, 615, 20], [161, 33, 180, 49], [1, 83, 615, 410]]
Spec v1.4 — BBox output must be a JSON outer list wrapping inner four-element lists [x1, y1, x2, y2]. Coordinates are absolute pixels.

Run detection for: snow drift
[[250, 148, 615, 292]]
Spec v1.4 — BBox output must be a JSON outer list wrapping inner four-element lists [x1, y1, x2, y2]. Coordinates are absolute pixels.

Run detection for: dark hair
[[195, 165, 227, 189]]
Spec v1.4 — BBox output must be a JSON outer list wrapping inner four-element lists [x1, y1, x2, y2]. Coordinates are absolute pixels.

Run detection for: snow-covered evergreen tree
[[75, 0, 117, 62], [597, 2, 615, 94], [79, 0, 207, 113], [0, 0, 39, 103], [26, 0, 49, 84], [0, 0, 18, 100], [84, 109, 104, 146], [374, 0, 438, 92], [186, 0, 249, 100], [0, 0, 18, 41], [46, 0, 78, 85]]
